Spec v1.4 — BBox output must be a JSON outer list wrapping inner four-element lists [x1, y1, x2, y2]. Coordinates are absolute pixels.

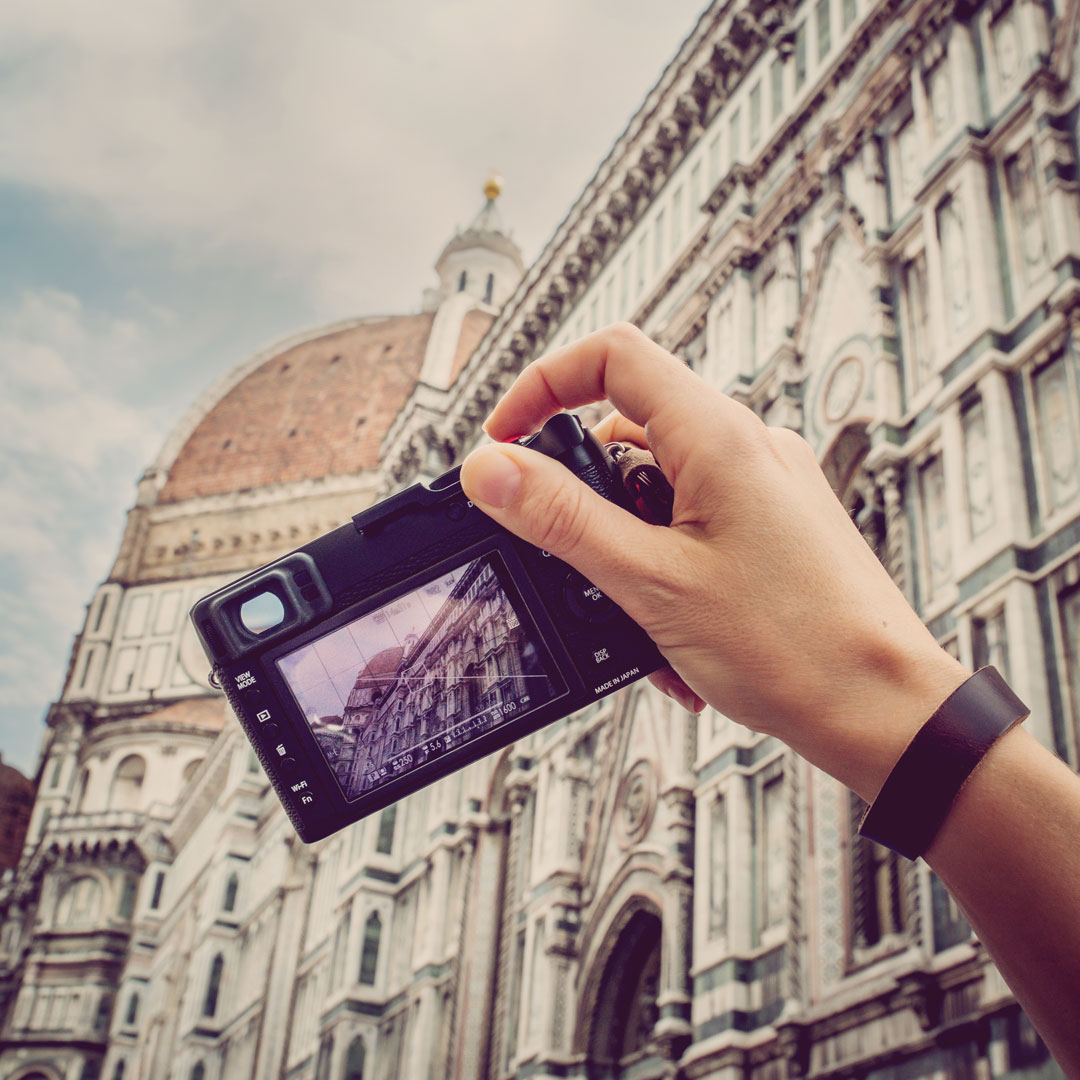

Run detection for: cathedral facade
[[3, 0, 1080, 1077]]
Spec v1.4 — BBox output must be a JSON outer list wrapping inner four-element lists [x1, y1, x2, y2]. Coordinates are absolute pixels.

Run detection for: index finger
[[483, 323, 704, 442]]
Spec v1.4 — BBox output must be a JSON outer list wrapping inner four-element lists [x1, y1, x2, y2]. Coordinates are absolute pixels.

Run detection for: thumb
[[458, 442, 668, 611]]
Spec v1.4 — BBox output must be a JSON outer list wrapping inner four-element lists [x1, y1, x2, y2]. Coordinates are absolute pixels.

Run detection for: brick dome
[[156, 309, 491, 504], [353, 646, 407, 691]]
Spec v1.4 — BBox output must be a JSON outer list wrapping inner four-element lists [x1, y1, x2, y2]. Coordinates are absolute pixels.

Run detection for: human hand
[[459, 324, 967, 801]]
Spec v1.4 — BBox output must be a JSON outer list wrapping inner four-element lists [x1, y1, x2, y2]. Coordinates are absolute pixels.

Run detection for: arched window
[[76, 767, 90, 813], [79, 1059, 102, 1080], [49, 758, 63, 789], [484, 272, 494, 304], [375, 806, 396, 855], [359, 911, 380, 985], [149, 870, 165, 910], [315, 1034, 334, 1080], [203, 954, 224, 1017], [124, 991, 139, 1026], [222, 872, 239, 914], [109, 755, 146, 812], [93, 994, 112, 1034], [182, 758, 203, 785], [457, 270, 467, 292], [112, 1061, 126, 1080], [117, 876, 137, 919], [345, 1035, 366, 1080], [57, 876, 103, 928], [847, 790, 908, 959], [190, 1063, 205, 1080]]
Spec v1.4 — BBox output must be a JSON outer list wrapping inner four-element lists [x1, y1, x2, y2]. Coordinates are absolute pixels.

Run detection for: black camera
[[190, 414, 665, 842]]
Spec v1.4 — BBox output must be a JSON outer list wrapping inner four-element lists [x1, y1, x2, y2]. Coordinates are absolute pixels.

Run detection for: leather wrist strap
[[858, 666, 1029, 860]]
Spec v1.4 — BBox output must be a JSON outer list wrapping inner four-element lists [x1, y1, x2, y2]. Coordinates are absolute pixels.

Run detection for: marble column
[[655, 785, 694, 1061], [876, 465, 912, 605]]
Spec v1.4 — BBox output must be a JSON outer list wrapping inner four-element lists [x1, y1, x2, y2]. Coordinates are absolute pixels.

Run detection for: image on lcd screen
[[276, 555, 561, 800]]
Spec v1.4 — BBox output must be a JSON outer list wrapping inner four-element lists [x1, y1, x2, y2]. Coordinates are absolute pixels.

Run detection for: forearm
[[924, 724, 1080, 1074], [793, 647, 1080, 1071], [464, 326, 1080, 1070]]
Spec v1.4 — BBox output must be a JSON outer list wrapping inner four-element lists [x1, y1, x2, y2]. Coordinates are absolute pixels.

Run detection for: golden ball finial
[[483, 172, 503, 201]]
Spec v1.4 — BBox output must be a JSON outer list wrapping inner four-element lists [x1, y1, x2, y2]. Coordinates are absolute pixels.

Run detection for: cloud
[[0, 0, 708, 318], [0, 0, 710, 772], [0, 288, 169, 771]]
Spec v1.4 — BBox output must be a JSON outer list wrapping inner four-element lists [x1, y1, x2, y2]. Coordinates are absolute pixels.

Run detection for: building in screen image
[[281, 558, 557, 800], [3, 1, 1080, 1078]]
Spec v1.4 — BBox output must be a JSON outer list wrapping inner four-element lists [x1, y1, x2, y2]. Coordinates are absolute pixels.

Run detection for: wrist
[[784, 633, 970, 804]]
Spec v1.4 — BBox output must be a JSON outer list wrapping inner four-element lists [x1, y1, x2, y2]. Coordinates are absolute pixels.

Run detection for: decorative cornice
[[379, 1, 803, 488], [381, 0, 1001, 490]]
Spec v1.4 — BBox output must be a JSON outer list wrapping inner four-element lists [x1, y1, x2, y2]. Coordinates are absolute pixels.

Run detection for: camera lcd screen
[[275, 554, 562, 801]]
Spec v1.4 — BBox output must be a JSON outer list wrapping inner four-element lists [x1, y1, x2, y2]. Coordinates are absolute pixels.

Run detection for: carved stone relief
[[615, 761, 656, 848], [1060, 585, 1080, 740], [962, 398, 996, 538], [707, 796, 727, 939], [813, 769, 845, 988], [937, 196, 971, 335], [1005, 142, 1048, 286], [1034, 356, 1080, 510], [926, 58, 954, 138], [896, 115, 920, 203], [823, 356, 864, 424], [903, 251, 932, 392], [919, 454, 953, 598], [991, 8, 1021, 94]]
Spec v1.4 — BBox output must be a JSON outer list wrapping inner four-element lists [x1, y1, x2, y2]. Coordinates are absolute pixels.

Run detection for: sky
[[0, 0, 709, 776]]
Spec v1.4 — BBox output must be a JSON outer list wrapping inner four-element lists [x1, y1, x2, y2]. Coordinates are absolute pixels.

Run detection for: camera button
[[296, 790, 317, 809], [562, 574, 616, 623], [278, 756, 298, 775], [446, 499, 467, 522], [293, 569, 312, 586], [261, 722, 280, 740], [244, 687, 263, 707]]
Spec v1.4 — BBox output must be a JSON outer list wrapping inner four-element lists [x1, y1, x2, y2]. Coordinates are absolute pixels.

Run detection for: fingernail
[[462, 447, 523, 508], [671, 688, 704, 715]]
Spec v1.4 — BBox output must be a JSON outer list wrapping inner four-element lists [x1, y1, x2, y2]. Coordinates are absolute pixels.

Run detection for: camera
[[190, 413, 665, 842]]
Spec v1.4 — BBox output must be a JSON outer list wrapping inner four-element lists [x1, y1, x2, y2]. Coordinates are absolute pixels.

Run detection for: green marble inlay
[[871, 423, 905, 447], [320, 997, 386, 1026], [956, 546, 1020, 603], [1007, 369, 1041, 533], [362, 866, 399, 884], [954, 520, 1080, 606], [939, 330, 1002, 388], [987, 159, 1014, 322], [1056, 255, 1080, 283], [516, 1059, 582, 1079], [926, 609, 956, 641], [697, 736, 780, 785], [1035, 579, 1071, 762]]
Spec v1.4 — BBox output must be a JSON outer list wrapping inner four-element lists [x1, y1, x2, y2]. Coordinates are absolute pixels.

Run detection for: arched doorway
[[822, 423, 887, 553], [584, 907, 664, 1078]]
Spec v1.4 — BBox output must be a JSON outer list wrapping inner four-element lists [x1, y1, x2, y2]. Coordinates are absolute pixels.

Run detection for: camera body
[[190, 413, 664, 842]]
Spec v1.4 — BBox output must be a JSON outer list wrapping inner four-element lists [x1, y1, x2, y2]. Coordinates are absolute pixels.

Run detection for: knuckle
[[605, 321, 646, 349], [530, 479, 590, 556], [769, 426, 816, 464]]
